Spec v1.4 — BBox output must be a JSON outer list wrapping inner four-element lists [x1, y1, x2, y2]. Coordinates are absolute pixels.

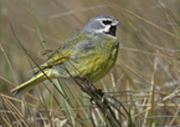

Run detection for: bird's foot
[[90, 89, 105, 105], [83, 76, 92, 88], [97, 89, 104, 97]]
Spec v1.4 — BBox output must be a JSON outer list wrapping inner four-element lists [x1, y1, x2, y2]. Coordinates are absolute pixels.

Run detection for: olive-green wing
[[40, 31, 90, 69]]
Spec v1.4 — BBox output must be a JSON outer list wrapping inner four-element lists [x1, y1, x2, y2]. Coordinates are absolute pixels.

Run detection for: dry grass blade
[[27, 1, 47, 50], [149, 57, 157, 124], [0, 93, 28, 127], [162, 87, 180, 101], [120, 47, 178, 61], [156, 0, 180, 26], [0, 94, 38, 108], [169, 108, 180, 126], [0, 44, 18, 85], [38, 85, 53, 127], [111, 3, 180, 40], [137, 103, 180, 107], [50, 4, 109, 19], [116, 61, 151, 85]]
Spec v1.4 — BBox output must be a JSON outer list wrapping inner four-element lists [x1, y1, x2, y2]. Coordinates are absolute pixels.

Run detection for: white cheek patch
[[95, 25, 111, 33]]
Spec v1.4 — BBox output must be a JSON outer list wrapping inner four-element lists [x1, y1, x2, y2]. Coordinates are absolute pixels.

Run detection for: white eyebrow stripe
[[96, 18, 113, 21]]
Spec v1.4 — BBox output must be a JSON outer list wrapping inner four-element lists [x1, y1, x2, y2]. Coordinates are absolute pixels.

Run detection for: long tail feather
[[11, 70, 51, 98]]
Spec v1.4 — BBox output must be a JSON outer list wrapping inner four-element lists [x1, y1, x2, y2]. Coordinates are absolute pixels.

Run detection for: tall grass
[[1, 0, 180, 126]]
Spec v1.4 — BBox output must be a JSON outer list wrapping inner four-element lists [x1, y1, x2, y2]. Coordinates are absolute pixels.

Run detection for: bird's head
[[82, 14, 120, 36]]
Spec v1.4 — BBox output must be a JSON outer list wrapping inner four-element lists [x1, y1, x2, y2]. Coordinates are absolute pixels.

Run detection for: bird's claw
[[83, 76, 92, 87], [97, 89, 104, 97], [90, 89, 105, 105]]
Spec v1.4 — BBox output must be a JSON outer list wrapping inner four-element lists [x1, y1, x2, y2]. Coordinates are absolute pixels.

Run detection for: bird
[[11, 14, 120, 98]]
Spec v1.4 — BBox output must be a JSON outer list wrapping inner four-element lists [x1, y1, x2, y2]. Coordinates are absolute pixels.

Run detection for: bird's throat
[[104, 26, 116, 36]]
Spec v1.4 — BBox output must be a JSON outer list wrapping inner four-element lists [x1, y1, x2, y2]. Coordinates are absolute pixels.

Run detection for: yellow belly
[[78, 47, 119, 82]]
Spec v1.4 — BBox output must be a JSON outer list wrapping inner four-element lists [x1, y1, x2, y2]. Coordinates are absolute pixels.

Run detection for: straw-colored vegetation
[[1, 0, 180, 126]]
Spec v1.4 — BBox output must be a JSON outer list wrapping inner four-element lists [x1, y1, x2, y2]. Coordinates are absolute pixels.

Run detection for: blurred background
[[1, 0, 180, 126]]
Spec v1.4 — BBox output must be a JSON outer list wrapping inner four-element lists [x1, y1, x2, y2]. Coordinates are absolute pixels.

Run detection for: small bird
[[11, 14, 120, 98]]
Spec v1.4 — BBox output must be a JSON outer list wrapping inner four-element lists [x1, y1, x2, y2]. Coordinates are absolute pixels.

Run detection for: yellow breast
[[79, 36, 119, 82]]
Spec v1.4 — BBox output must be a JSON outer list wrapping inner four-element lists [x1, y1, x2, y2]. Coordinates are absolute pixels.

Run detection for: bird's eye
[[102, 20, 112, 25]]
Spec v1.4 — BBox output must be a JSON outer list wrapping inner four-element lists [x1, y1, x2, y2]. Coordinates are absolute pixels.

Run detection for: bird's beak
[[111, 20, 120, 26]]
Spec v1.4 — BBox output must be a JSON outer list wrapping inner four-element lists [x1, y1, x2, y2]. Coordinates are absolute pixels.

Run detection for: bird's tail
[[11, 69, 51, 98]]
